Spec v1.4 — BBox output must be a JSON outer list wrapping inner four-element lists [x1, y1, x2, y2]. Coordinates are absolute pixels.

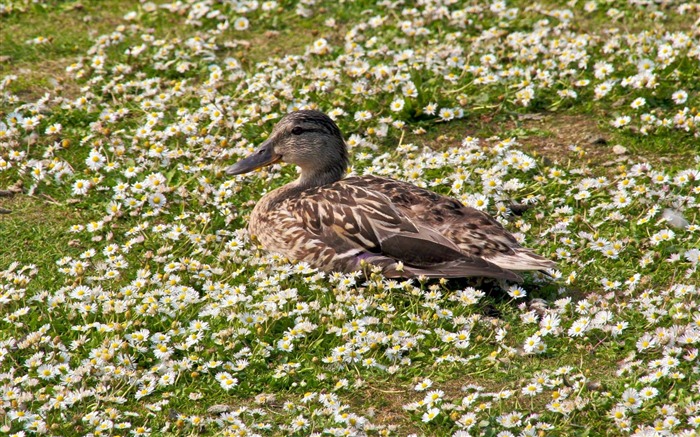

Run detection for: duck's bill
[[226, 142, 281, 175]]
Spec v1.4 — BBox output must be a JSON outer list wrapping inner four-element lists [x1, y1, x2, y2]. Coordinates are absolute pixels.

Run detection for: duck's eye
[[291, 126, 304, 135]]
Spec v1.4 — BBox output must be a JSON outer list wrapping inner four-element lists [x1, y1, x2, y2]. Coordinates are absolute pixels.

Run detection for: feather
[[229, 110, 556, 280], [384, 260, 522, 282]]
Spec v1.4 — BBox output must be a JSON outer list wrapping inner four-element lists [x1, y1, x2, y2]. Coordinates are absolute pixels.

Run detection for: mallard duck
[[226, 110, 555, 281]]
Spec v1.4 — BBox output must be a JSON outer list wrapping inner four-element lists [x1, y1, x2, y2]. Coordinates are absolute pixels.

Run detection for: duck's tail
[[484, 248, 556, 272]]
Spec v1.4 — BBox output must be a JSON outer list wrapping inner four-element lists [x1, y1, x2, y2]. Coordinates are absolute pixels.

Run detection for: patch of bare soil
[[2, 58, 83, 103], [352, 382, 420, 434], [509, 113, 613, 164], [500, 113, 695, 169], [403, 112, 690, 170]]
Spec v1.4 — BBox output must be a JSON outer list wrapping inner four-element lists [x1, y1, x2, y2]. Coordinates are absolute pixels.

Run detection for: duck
[[226, 110, 555, 281]]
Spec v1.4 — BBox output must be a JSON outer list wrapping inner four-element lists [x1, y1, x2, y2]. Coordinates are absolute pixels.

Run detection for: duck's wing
[[352, 176, 555, 272], [292, 183, 521, 281]]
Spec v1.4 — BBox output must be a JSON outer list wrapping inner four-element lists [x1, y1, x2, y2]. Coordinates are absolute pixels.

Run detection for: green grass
[[1, 1, 142, 97], [0, 195, 85, 268], [1, 0, 700, 436]]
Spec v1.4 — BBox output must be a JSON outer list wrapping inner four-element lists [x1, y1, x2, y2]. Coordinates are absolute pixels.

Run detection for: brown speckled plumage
[[227, 110, 555, 281]]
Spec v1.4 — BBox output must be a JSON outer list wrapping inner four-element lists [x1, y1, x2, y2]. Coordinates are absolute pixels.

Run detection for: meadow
[[1, 0, 699, 435]]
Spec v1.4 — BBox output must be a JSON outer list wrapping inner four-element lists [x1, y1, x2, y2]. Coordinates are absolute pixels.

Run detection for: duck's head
[[226, 110, 349, 187]]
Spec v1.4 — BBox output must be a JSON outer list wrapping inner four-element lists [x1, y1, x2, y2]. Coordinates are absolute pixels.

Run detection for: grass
[[1, 0, 700, 436], [1, 1, 141, 98], [0, 195, 83, 265]]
